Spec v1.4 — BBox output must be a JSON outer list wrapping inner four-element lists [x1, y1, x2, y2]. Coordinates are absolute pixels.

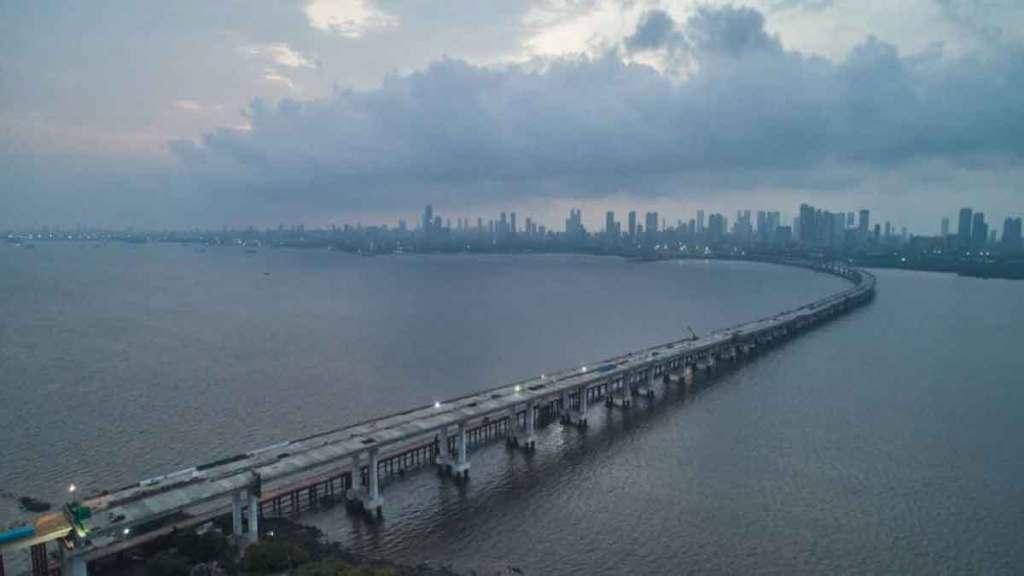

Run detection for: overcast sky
[[2, 0, 1022, 231]]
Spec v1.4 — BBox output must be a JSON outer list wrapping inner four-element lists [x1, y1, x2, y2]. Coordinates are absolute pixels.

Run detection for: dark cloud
[[686, 5, 782, 56], [169, 5, 1024, 213], [625, 10, 682, 52]]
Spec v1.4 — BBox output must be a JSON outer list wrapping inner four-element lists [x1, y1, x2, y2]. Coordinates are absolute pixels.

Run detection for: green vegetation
[[125, 517, 453, 576], [143, 530, 235, 576], [144, 551, 192, 576], [242, 539, 310, 573]]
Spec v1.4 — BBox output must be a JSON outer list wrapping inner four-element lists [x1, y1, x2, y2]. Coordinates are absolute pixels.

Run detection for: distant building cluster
[[411, 203, 914, 253], [6, 203, 1023, 278]]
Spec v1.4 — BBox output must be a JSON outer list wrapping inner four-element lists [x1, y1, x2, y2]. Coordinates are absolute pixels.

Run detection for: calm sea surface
[[1, 244, 1022, 574]]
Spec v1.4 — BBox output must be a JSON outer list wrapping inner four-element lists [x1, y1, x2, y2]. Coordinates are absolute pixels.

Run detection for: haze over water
[[2, 245, 1022, 574]]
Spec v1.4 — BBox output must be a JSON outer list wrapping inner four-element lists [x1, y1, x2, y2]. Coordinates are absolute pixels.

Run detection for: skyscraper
[[697, 210, 705, 234], [799, 204, 817, 245], [958, 208, 973, 247], [708, 213, 725, 242], [628, 211, 637, 239], [565, 209, 584, 239], [422, 204, 434, 236], [1002, 217, 1023, 250], [971, 212, 988, 248], [605, 211, 617, 237], [645, 212, 659, 244]]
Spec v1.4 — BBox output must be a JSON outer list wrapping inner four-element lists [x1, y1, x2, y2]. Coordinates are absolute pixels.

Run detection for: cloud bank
[[170, 5, 1024, 214]]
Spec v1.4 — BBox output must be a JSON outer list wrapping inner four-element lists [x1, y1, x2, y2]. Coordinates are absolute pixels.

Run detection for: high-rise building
[[766, 211, 781, 242], [605, 211, 618, 238], [422, 205, 434, 236], [941, 217, 950, 237], [510, 212, 517, 236], [971, 212, 988, 248], [628, 211, 637, 239], [645, 212, 659, 244], [858, 209, 870, 239], [799, 204, 817, 245], [958, 208, 973, 247], [565, 209, 584, 239], [697, 210, 705, 234], [708, 213, 726, 242], [733, 210, 753, 242], [1002, 217, 1022, 251]]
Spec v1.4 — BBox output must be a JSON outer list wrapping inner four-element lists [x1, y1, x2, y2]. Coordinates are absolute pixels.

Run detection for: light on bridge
[[433, 401, 442, 409]]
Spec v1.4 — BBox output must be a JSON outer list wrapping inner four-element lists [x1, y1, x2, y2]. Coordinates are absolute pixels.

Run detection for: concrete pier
[[452, 422, 470, 479], [364, 449, 383, 516], [61, 551, 87, 576], [232, 491, 243, 537], [247, 491, 260, 542], [506, 406, 519, 446], [435, 426, 449, 468], [523, 400, 537, 450]]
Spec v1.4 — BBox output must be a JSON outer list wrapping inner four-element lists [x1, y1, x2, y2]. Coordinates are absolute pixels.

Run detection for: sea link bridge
[[0, 259, 875, 576]]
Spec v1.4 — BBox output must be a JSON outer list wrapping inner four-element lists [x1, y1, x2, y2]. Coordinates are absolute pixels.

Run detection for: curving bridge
[[0, 259, 875, 576]]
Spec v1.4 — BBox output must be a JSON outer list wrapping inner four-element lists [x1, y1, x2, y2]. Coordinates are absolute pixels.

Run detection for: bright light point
[[123, 528, 130, 535], [515, 385, 522, 393], [68, 483, 77, 494], [580, 366, 587, 373], [434, 401, 441, 408]]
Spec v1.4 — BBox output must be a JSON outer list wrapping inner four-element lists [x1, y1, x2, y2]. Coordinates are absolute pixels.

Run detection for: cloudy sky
[[2, 0, 1022, 231]]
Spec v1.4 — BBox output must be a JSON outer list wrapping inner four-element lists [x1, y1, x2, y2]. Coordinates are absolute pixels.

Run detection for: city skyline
[[9, 201, 1022, 247]]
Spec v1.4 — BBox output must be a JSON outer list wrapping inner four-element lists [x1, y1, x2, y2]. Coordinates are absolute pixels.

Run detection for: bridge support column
[[620, 375, 632, 407], [247, 491, 260, 543], [435, 426, 449, 470], [232, 491, 243, 537], [347, 453, 362, 505], [637, 368, 655, 399], [365, 448, 383, 517], [452, 422, 470, 480], [559, 391, 569, 423], [569, 386, 588, 427], [523, 400, 536, 451], [506, 406, 519, 447], [60, 550, 87, 576]]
